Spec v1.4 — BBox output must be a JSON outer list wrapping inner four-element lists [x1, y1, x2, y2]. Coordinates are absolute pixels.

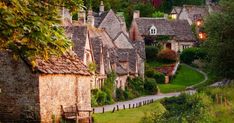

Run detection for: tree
[[203, 0, 234, 79], [0, 0, 83, 60]]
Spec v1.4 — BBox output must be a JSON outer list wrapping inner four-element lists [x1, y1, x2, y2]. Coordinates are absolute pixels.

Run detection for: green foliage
[[0, 0, 83, 59], [145, 66, 165, 84], [173, 0, 206, 6], [142, 93, 214, 123], [116, 88, 134, 101], [158, 49, 178, 63], [88, 62, 97, 73], [180, 47, 207, 64], [145, 46, 160, 61], [203, 0, 234, 79], [154, 72, 165, 84], [144, 78, 158, 95], [116, 88, 125, 101], [127, 77, 145, 97], [91, 72, 116, 106]]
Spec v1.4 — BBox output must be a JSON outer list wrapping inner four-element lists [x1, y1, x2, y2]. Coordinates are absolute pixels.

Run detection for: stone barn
[[0, 51, 92, 123]]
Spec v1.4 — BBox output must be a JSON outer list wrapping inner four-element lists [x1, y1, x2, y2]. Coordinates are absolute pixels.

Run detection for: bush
[[116, 88, 125, 101], [154, 72, 165, 84], [146, 46, 160, 60], [160, 93, 213, 122], [158, 49, 178, 63], [145, 68, 155, 78], [142, 93, 214, 123], [152, 11, 164, 17], [144, 78, 158, 95], [180, 47, 207, 64], [96, 90, 107, 106]]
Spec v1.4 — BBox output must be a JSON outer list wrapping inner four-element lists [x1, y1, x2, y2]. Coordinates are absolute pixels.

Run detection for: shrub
[[116, 88, 125, 101], [145, 67, 165, 84], [180, 47, 207, 64], [154, 72, 165, 84], [145, 46, 160, 60], [160, 93, 213, 122], [158, 49, 177, 63], [96, 90, 107, 105], [145, 68, 155, 78], [144, 78, 158, 95], [152, 11, 164, 17]]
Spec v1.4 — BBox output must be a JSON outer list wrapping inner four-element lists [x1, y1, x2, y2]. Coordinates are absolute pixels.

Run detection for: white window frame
[[149, 25, 157, 35]]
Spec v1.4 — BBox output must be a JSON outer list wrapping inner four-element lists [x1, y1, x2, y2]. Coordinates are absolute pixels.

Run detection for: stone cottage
[[0, 51, 92, 123], [170, 5, 209, 25], [61, 1, 145, 90], [129, 10, 196, 52]]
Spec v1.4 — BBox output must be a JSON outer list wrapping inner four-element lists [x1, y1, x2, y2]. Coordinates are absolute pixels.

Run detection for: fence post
[[216, 94, 219, 104], [102, 107, 105, 113], [92, 108, 95, 114], [129, 104, 131, 109], [112, 107, 116, 113], [123, 105, 125, 110], [220, 95, 223, 105], [133, 104, 135, 108], [224, 97, 227, 106], [117, 105, 119, 111]]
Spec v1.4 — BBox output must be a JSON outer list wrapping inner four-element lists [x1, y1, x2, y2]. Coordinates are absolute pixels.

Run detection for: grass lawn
[[93, 102, 165, 123], [159, 64, 205, 93]]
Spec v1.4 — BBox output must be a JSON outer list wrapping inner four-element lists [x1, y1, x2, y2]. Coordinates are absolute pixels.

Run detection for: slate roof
[[117, 49, 137, 75], [116, 64, 128, 75], [117, 50, 129, 62], [93, 9, 123, 40], [184, 5, 209, 21], [64, 26, 87, 61], [132, 41, 146, 59], [88, 27, 115, 49], [90, 37, 103, 73], [93, 11, 109, 27], [170, 20, 196, 42], [113, 32, 134, 49], [89, 27, 118, 73], [135, 18, 175, 36], [171, 6, 183, 14], [34, 52, 91, 75]]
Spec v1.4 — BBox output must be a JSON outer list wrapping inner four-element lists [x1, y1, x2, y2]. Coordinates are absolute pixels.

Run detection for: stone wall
[[39, 74, 91, 123], [116, 75, 128, 90], [0, 51, 40, 122]]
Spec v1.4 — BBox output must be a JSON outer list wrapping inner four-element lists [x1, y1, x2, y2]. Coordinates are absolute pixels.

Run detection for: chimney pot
[[133, 10, 140, 19]]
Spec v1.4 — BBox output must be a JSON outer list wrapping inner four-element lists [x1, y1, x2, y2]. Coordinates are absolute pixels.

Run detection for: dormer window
[[150, 25, 157, 35]]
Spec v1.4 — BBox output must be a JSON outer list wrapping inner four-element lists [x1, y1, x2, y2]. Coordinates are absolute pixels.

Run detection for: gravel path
[[93, 90, 196, 113]]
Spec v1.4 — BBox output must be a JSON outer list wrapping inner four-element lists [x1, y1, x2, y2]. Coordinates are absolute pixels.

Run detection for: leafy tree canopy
[[0, 0, 83, 60], [203, 0, 234, 79]]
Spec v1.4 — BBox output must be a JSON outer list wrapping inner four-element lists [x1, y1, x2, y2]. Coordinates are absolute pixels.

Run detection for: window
[[149, 25, 157, 35], [182, 45, 190, 50]]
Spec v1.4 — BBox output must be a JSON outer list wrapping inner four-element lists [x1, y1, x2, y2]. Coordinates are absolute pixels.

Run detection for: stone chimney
[[133, 10, 140, 19], [99, 1, 104, 15], [78, 8, 86, 24], [61, 7, 72, 26], [87, 9, 95, 27]]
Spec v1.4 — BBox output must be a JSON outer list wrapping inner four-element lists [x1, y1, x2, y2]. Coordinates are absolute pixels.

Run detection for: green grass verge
[[203, 83, 234, 122], [159, 64, 205, 93], [93, 102, 165, 123]]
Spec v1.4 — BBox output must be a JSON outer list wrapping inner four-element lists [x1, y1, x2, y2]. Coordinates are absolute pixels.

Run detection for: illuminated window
[[171, 14, 177, 19]]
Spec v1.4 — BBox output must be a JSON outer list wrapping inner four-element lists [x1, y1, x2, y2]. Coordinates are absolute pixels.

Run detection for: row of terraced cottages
[[0, 1, 145, 123]]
